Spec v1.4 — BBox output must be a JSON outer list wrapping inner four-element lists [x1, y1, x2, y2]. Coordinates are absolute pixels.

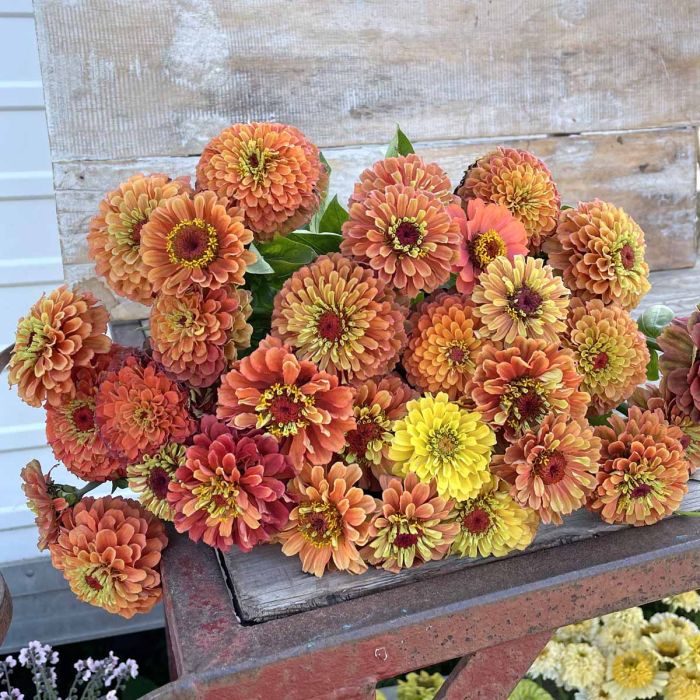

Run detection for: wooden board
[[54, 127, 698, 320], [33, 0, 700, 161], [222, 478, 700, 623]]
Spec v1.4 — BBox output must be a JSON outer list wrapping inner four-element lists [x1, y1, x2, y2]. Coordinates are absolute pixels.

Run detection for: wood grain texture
[[222, 479, 700, 624], [54, 127, 698, 320], [33, 0, 699, 161]]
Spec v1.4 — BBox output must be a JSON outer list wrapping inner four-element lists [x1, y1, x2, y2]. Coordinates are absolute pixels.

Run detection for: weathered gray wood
[[33, 0, 700, 162], [222, 479, 700, 623], [636, 266, 700, 317], [53, 127, 698, 320]]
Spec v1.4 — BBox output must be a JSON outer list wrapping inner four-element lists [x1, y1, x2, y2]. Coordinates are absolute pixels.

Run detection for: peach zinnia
[[472, 255, 570, 345], [88, 173, 192, 304], [95, 356, 195, 461], [217, 336, 355, 465], [50, 496, 167, 618], [140, 190, 255, 296], [9, 286, 111, 407], [341, 184, 460, 299], [494, 414, 601, 524], [455, 148, 560, 250], [590, 407, 689, 526], [196, 122, 327, 240], [471, 337, 589, 441], [450, 198, 528, 294], [271, 253, 407, 383], [403, 291, 484, 402], [168, 416, 294, 552], [278, 462, 375, 577], [545, 200, 650, 310], [21, 460, 69, 551]]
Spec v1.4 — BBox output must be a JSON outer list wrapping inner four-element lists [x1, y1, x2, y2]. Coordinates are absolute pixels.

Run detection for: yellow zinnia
[[603, 646, 667, 700], [389, 393, 495, 501], [666, 667, 700, 700]]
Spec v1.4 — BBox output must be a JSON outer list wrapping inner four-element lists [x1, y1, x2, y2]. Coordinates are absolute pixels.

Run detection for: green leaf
[[560, 204, 574, 211], [255, 235, 317, 277], [111, 478, 128, 493], [385, 125, 415, 158], [638, 304, 674, 339], [647, 347, 660, 381], [319, 151, 331, 178], [316, 195, 349, 234], [287, 230, 342, 254], [246, 242, 275, 274], [588, 412, 612, 427]]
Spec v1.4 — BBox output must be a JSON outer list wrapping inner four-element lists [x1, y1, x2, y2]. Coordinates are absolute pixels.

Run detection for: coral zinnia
[[565, 298, 649, 415], [168, 416, 294, 552], [450, 198, 528, 294], [341, 184, 460, 299], [9, 286, 111, 407], [127, 442, 186, 521], [88, 173, 192, 304], [590, 407, 689, 526], [150, 285, 252, 388], [278, 462, 375, 577], [455, 148, 560, 250], [472, 255, 570, 345], [217, 336, 355, 466], [471, 337, 588, 441], [389, 392, 495, 501], [50, 496, 167, 618], [545, 200, 650, 310], [21, 460, 69, 551], [342, 375, 417, 484], [95, 356, 195, 461], [363, 473, 458, 572], [402, 292, 484, 402], [603, 646, 667, 700], [451, 476, 538, 558], [271, 253, 407, 383], [196, 122, 327, 240], [140, 190, 255, 296], [494, 414, 601, 524], [349, 154, 455, 208]]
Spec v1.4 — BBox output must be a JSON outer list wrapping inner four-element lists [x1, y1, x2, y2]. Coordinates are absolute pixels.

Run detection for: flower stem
[[677, 511, 700, 517], [74, 481, 102, 500]]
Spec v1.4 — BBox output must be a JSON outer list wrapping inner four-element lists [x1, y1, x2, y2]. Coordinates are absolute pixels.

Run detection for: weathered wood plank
[[54, 127, 698, 319], [33, 0, 700, 161], [221, 479, 700, 623]]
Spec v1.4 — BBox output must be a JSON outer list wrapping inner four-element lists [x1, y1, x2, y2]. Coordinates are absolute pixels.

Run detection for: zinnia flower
[[664, 591, 700, 614], [471, 337, 588, 441], [565, 298, 649, 415], [643, 629, 689, 666], [363, 473, 458, 572], [545, 200, 650, 310], [278, 462, 375, 577], [9, 286, 111, 407], [341, 184, 460, 298], [217, 336, 355, 466], [649, 612, 699, 637], [50, 496, 167, 618], [342, 375, 418, 484], [451, 476, 538, 558], [402, 292, 484, 402], [555, 618, 601, 644], [389, 392, 495, 501], [21, 460, 69, 551], [271, 253, 407, 383], [87, 173, 191, 304], [472, 255, 569, 345], [127, 442, 186, 521], [529, 640, 565, 683], [494, 414, 601, 524], [140, 190, 255, 296], [590, 407, 689, 526], [455, 148, 560, 250], [559, 643, 606, 692], [150, 285, 252, 387], [349, 154, 455, 208], [666, 667, 700, 700], [678, 635, 700, 671], [450, 198, 528, 294], [509, 680, 553, 700], [396, 671, 444, 700], [602, 646, 667, 700], [95, 356, 195, 461], [196, 122, 327, 240], [167, 416, 294, 552]]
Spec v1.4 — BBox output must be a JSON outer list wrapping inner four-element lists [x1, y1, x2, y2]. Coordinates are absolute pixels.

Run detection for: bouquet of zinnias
[[7, 122, 699, 619]]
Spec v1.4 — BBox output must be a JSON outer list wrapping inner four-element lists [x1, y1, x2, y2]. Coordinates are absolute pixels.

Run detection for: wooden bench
[[32, 0, 700, 697]]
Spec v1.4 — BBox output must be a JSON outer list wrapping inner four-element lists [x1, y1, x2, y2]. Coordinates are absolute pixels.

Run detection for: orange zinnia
[[21, 460, 69, 551]]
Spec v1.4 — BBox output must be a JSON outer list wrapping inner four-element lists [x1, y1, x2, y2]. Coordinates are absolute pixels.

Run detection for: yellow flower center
[[427, 427, 461, 460], [345, 407, 391, 465], [238, 139, 278, 184], [469, 229, 507, 270], [193, 476, 240, 521], [132, 405, 155, 430], [610, 650, 656, 688], [166, 218, 218, 269], [65, 399, 97, 444], [72, 564, 116, 607], [446, 341, 473, 369], [501, 378, 550, 431], [658, 640, 682, 658], [387, 216, 427, 257], [618, 468, 665, 508], [297, 502, 342, 547], [256, 383, 314, 437], [15, 316, 49, 364]]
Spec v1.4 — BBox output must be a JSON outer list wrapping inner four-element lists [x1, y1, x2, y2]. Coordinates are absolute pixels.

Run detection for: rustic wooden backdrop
[[32, 0, 700, 321]]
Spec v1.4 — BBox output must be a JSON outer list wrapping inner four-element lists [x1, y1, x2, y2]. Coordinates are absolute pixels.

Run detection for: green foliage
[[386, 125, 415, 158], [646, 346, 660, 381], [314, 194, 349, 234], [287, 230, 342, 254], [638, 304, 674, 339], [588, 412, 612, 427], [246, 242, 275, 274], [253, 235, 317, 277]]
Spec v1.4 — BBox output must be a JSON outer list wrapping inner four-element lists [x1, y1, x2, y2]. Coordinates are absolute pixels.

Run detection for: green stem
[[677, 511, 700, 517], [74, 481, 102, 499]]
